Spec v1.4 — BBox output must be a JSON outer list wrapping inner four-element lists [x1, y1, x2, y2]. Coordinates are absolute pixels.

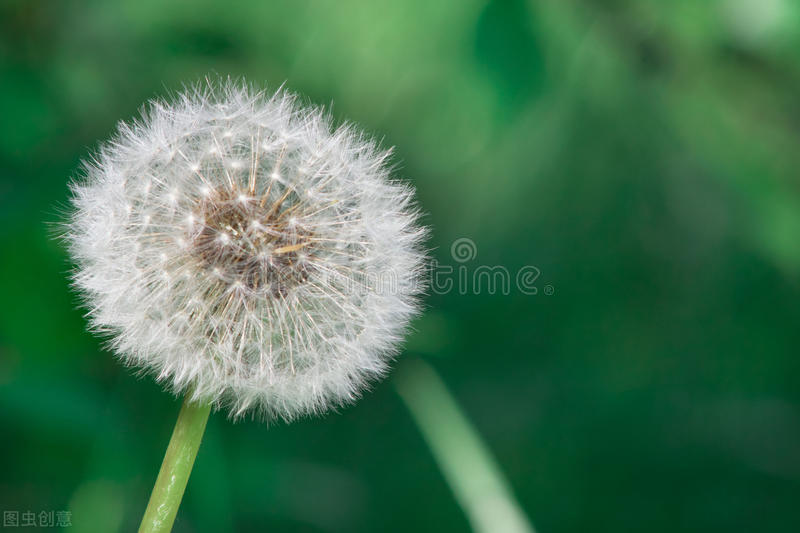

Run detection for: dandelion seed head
[[66, 80, 427, 421]]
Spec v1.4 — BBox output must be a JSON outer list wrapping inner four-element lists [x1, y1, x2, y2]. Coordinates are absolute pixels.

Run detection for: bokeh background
[[2, 0, 800, 531]]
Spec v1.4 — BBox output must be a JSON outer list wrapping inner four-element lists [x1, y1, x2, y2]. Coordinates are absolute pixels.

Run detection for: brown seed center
[[191, 188, 312, 295]]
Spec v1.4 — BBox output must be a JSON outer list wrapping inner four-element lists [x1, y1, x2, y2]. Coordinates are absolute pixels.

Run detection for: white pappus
[[66, 80, 427, 420]]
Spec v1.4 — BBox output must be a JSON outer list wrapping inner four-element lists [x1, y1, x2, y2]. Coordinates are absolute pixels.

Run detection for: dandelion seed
[[66, 79, 427, 421]]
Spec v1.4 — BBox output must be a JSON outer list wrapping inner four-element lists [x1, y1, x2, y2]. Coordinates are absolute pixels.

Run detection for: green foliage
[[1, 0, 799, 531]]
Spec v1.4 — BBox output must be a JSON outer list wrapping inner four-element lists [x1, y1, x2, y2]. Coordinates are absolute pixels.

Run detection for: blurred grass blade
[[395, 358, 535, 533]]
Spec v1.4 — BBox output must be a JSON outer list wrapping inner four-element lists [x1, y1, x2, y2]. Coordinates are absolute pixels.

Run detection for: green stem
[[395, 358, 535, 533], [138, 396, 212, 533]]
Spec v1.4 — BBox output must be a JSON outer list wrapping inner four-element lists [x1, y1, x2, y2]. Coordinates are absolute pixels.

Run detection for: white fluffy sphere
[[67, 81, 426, 420]]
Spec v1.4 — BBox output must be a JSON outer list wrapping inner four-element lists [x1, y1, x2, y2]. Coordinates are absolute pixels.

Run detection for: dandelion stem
[[138, 396, 212, 533]]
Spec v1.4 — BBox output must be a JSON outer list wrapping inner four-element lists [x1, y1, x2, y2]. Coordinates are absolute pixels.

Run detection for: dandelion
[[65, 79, 426, 532]]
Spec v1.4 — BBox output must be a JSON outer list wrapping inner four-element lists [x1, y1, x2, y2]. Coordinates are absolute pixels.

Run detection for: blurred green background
[[2, 0, 800, 531]]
